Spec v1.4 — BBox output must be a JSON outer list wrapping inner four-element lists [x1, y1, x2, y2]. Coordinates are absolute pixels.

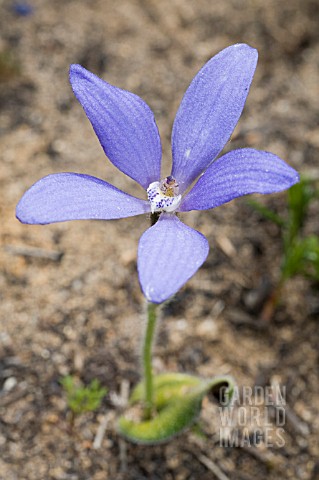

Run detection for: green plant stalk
[[143, 302, 158, 419]]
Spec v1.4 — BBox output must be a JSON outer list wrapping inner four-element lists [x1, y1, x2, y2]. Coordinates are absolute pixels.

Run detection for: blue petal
[[180, 149, 300, 212], [171, 44, 258, 193], [16, 173, 150, 224], [69, 65, 162, 189], [138, 214, 209, 304]]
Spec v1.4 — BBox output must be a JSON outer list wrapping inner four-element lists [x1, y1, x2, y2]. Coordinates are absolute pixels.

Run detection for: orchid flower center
[[147, 176, 182, 214]]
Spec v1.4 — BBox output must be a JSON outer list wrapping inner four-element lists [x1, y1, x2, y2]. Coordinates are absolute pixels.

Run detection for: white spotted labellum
[[16, 44, 299, 304], [147, 176, 182, 213]]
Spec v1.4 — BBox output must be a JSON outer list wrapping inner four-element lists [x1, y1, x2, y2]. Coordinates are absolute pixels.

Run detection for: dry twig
[[198, 454, 230, 480], [5, 245, 64, 262], [92, 413, 112, 450]]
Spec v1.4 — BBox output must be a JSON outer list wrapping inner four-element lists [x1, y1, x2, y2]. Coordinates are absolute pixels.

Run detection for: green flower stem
[[143, 302, 158, 419]]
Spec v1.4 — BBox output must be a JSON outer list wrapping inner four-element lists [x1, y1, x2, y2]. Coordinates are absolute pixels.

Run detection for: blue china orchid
[[16, 44, 299, 304]]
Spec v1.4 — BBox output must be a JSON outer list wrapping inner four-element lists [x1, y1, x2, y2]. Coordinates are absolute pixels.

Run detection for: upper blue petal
[[180, 148, 300, 212], [16, 173, 150, 224], [70, 65, 162, 189], [171, 44, 258, 193], [138, 214, 209, 304]]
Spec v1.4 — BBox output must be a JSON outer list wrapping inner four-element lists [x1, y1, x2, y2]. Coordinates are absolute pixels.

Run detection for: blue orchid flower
[[16, 44, 299, 304]]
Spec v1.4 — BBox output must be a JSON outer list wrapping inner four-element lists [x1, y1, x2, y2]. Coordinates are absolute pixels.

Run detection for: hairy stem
[[143, 302, 157, 419]]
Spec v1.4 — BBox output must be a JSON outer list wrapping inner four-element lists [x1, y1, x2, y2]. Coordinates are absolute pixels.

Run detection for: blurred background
[[0, 0, 318, 479]]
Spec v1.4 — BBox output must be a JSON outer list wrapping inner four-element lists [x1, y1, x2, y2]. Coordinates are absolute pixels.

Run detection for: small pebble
[[3, 377, 18, 392]]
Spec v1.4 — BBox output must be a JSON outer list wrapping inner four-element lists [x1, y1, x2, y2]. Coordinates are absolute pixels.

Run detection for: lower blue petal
[[138, 214, 209, 304]]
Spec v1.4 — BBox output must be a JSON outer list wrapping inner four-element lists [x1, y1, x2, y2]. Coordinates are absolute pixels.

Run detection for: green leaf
[[60, 375, 107, 415], [129, 372, 201, 409], [286, 177, 316, 245], [118, 373, 234, 444], [282, 235, 319, 281]]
